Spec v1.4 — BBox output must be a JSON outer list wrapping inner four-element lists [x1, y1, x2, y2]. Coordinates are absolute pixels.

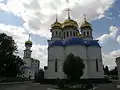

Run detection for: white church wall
[[65, 45, 86, 59], [87, 46, 104, 78], [45, 46, 65, 79]]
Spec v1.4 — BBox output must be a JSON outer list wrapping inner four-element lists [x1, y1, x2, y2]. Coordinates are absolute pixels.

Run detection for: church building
[[22, 35, 40, 80], [44, 10, 104, 79]]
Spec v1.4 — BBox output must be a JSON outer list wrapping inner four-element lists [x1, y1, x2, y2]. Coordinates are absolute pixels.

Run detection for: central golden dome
[[62, 18, 78, 28]]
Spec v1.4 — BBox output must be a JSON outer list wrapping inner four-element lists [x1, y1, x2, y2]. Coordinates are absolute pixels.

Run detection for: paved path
[[0, 82, 57, 90], [0, 82, 120, 90]]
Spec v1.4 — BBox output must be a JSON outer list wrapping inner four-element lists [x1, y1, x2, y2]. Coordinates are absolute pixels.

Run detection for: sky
[[0, 0, 119, 69]]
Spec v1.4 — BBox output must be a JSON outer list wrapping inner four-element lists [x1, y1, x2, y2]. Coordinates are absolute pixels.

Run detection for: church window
[[90, 32, 92, 36], [67, 32, 69, 37], [87, 31, 89, 36], [96, 59, 98, 72], [76, 32, 78, 36], [64, 32, 65, 38], [70, 31, 72, 36], [84, 32, 85, 36], [59, 32, 61, 36], [55, 59, 57, 72], [56, 31, 58, 36], [73, 32, 75, 36]]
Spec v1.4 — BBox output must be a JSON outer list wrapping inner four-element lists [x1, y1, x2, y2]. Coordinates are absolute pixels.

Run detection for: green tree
[[0, 33, 24, 77], [104, 66, 110, 76], [63, 53, 85, 83]]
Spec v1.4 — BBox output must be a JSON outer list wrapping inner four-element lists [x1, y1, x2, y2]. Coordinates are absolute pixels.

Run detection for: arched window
[[55, 59, 57, 72], [84, 32, 85, 36], [76, 32, 78, 36], [70, 31, 72, 36], [67, 32, 69, 37], [59, 32, 61, 36], [96, 59, 98, 72], [56, 31, 58, 36], [73, 32, 75, 36], [64, 32, 65, 38], [90, 31, 92, 36], [87, 31, 89, 36]]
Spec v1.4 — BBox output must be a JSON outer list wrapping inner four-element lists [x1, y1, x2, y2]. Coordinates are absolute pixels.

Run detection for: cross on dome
[[55, 14, 58, 22], [28, 33, 31, 41], [84, 14, 87, 21], [66, 8, 71, 19]]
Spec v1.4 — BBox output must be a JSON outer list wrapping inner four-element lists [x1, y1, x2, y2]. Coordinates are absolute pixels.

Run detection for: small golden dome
[[80, 20, 92, 28], [51, 14, 62, 29], [62, 18, 78, 28], [51, 21, 62, 29]]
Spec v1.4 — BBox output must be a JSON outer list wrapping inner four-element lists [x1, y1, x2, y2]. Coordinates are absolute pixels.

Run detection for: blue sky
[[0, 0, 119, 69]]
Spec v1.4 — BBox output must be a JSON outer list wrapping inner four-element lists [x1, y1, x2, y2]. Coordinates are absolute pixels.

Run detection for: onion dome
[[51, 22, 62, 29], [62, 18, 78, 28], [25, 34, 32, 47], [51, 15, 62, 29], [62, 8, 78, 28], [25, 40, 32, 46], [80, 20, 92, 29], [80, 15, 92, 29]]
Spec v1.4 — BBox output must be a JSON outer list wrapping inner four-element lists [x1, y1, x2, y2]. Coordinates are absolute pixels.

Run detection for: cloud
[[0, 24, 47, 68], [0, 0, 116, 68], [97, 25, 120, 69], [102, 49, 120, 70], [97, 25, 120, 44], [0, 0, 115, 38]]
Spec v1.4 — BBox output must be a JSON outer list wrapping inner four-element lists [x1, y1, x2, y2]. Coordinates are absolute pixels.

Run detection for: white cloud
[[0, 0, 116, 68], [0, 24, 47, 68], [0, 0, 115, 38], [102, 49, 120, 70], [97, 25, 120, 44], [97, 25, 120, 69]]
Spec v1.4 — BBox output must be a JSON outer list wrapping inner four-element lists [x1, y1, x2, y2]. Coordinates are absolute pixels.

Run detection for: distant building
[[44, 10, 104, 79], [116, 57, 120, 79], [22, 35, 40, 80]]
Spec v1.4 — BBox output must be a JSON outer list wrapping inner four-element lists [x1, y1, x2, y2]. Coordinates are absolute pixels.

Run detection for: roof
[[49, 37, 100, 47], [25, 40, 32, 45]]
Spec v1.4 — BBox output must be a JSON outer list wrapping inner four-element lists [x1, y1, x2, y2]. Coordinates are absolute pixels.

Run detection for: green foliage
[[63, 53, 85, 82], [0, 33, 24, 77], [104, 66, 110, 76], [110, 66, 118, 76]]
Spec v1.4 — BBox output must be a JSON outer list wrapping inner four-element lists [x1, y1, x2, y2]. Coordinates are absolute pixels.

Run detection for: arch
[[67, 32, 69, 37], [83, 32, 85, 36], [87, 31, 89, 36], [59, 32, 61, 36], [73, 32, 75, 36]]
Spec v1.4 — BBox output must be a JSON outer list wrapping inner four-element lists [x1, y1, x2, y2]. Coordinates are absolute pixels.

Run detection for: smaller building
[[116, 57, 120, 79], [22, 35, 40, 80]]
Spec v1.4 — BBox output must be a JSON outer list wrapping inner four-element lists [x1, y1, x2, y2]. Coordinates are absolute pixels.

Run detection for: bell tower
[[24, 34, 32, 58]]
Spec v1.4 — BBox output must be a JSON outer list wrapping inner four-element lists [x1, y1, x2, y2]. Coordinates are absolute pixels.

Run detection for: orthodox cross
[[55, 14, 58, 22], [28, 33, 31, 41], [66, 8, 71, 19], [83, 14, 87, 21]]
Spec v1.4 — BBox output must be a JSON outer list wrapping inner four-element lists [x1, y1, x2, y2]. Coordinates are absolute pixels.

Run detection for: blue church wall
[[49, 37, 100, 47]]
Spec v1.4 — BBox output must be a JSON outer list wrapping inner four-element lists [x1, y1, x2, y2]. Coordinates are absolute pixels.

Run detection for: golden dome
[[51, 15, 62, 29], [80, 20, 92, 29], [62, 18, 78, 28], [51, 21, 62, 29]]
